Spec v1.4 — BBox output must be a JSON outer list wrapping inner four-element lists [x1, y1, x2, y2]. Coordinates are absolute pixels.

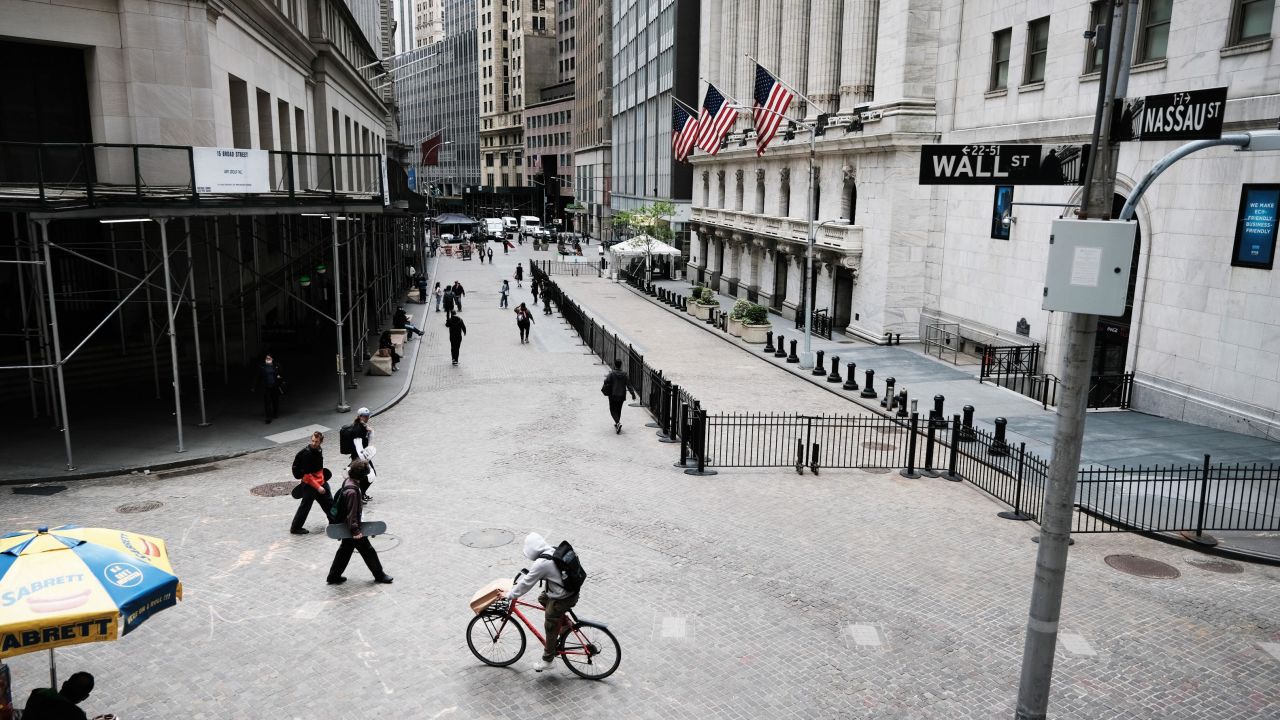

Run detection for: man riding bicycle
[[504, 532, 578, 672]]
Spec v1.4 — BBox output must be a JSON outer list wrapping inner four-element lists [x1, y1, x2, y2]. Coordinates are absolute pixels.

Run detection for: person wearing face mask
[[252, 353, 285, 423]]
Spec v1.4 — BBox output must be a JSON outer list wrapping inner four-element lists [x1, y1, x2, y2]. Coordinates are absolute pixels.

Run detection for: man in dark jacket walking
[[253, 353, 284, 423], [442, 286, 456, 318], [327, 461, 393, 585], [451, 280, 466, 311], [446, 314, 467, 366], [290, 431, 332, 534], [602, 359, 636, 433]]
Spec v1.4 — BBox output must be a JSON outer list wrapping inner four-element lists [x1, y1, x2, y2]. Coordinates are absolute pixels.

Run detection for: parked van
[[501, 216, 518, 231], [482, 218, 505, 238], [519, 216, 545, 237]]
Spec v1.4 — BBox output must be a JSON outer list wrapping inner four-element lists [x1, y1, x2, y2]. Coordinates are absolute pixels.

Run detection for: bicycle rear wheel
[[467, 611, 526, 667], [558, 621, 621, 680]]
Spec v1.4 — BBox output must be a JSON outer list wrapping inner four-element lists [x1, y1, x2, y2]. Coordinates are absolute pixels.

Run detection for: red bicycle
[[466, 577, 621, 680]]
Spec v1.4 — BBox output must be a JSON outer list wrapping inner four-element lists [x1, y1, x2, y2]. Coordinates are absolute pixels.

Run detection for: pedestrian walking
[[417, 274, 428, 304], [339, 408, 376, 501], [531, 277, 540, 305], [326, 460, 393, 585], [515, 303, 535, 344], [442, 286, 456, 318], [252, 353, 285, 424], [290, 431, 332, 534], [487, 246, 494, 263], [543, 293, 553, 316], [433, 281, 443, 311], [446, 314, 467, 366], [452, 280, 466, 311], [514, 263, 524, 287], [503, 238, 509, 254], [499, 279, 510, 308], [478, 246, 485, 264], [601, 359, 636, 433]]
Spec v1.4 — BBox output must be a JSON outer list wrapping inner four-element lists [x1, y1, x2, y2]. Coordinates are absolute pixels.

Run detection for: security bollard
[[811, 350, 826, 376], [988, 417, 1011, 456], [763, 331, 776, 354], [860, 369, 877, 399], [932, 394, 948, 429], [786, 339, 800, 363], [842, 362, 859, 391], [827, 356, 843, 383], [900, 412, 921, 478], [897, 389, 909, 418], [942, 414, 964, 481], [774, 334, 788, 358], [921, 417, 940, 478], [894, 333, 901, 345], [882, 377, 896, 408], [959, 405, 977, 441], [705, 307, 718, 325]]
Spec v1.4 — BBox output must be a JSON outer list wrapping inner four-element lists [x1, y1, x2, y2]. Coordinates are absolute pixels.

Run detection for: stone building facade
[[572, 0, 611, 240], [687, 0, 1280, 437]]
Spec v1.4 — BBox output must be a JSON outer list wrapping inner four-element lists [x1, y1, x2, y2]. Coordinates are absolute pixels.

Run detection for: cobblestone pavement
[[3, 246, 1278, 719]]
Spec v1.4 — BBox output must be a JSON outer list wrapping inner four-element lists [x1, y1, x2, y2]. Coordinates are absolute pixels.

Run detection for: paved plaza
[[4, 245, 1279, 719]]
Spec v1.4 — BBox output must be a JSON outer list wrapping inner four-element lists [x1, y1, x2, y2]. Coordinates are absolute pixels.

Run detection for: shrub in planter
[[691, 286, 718, 319], [686, 287, 701, 314], [697, 287, 718, 305], [740, 303, 772, 343], [728, 299, 751, 336]]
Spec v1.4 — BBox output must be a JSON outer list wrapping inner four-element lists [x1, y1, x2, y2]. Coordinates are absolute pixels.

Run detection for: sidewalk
[[3, 257, 441, 484]]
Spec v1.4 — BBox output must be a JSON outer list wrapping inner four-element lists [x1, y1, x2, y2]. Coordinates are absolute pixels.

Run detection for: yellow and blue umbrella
[[0, 525, 181, 669]]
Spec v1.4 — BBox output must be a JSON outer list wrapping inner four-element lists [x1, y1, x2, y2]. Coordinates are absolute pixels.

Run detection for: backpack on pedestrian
[[291, 449, 307, 480], [538, 540, 587, 594], [339, 424, 358, 455], [328, 484, 358, 523]]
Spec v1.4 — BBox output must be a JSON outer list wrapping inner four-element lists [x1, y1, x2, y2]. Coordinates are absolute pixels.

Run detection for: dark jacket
[[22, 688, 88, 720], [292, 445, 323, 479], [452, 282, 465, 297], [515, 308, 534, 326], [393, 309, 410, 329], [604, 369, 631, 399], [256, 361, 283, 390], [446, 315, 467, 341], [442, 291, 455, 311], [336, 477, 365, 535]]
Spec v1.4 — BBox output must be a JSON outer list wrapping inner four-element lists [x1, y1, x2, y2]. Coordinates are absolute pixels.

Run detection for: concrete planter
[[692, 303, 716, 320], [741, 323, 772, 343], [727, 316, 744, 336], [686, 301, 697, 316]]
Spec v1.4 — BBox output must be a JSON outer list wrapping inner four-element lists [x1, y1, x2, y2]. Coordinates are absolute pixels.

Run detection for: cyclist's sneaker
[[533, 659, 553, 672]]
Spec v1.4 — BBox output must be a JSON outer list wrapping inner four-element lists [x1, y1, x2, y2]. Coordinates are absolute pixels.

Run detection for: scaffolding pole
[[28, 218, 55, 419], [157, 219, 185, 452], [38, 220, 74, 470], [13, 213, 38, 418], [184, 218, 209, 426], [108, 224, 126, 354], [143, 226, 161, 400], [345, 217, 358, 387], [330, 218, 350, 413], [236, 218, 247, 368]]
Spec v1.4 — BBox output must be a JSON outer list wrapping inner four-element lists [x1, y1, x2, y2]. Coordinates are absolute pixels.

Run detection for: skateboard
[[326, 521, 387, 539]]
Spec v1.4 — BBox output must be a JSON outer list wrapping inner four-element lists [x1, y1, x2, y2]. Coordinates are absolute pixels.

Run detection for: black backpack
[[539, 540, 587, 594], [328, 485, 357, 523], [339, 424, 358, 455], [291, 449, 307, 480]]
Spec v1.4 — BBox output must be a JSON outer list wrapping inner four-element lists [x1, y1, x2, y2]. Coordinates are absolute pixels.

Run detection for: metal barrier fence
[[532, 262, 1278, 537], [532, 259, 598, 277]]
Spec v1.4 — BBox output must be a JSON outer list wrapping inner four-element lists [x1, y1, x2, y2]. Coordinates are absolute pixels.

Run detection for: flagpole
[[745, 54, 827, 113], [671, 94, 699, 116]]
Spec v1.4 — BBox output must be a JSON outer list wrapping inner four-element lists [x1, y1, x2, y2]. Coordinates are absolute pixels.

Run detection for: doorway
[[833, 266, 855, 329], [772, 252, 788, 310]]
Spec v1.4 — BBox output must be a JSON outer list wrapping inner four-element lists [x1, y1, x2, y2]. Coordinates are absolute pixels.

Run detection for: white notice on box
[[1069, 246, 1102, 287], [192, 147, 270, 194]]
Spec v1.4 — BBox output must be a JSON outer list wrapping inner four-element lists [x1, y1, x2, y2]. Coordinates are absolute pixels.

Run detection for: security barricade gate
[[701, 414, 915, 473]]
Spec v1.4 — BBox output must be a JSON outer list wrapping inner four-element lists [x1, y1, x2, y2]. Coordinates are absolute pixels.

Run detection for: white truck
[[482, 218, 505, 238]]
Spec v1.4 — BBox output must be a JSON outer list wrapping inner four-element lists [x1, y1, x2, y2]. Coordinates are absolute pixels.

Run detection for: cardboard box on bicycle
[[469, 579, 511, 614]]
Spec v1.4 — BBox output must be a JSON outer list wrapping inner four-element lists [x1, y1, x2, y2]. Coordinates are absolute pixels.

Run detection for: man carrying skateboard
[[326, 460, 393, 585]]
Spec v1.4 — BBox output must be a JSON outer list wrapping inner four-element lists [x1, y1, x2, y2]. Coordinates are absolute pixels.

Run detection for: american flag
[[671, 102, 698, 163], [695, 84, 739, 155], [753, 64, 794, 156]]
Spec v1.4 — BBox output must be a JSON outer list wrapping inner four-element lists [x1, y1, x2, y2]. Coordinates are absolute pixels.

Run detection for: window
[[1084, 1, 1105, 73], [1137, 0, 1172, 62], [1024, 17, 1050, 84], [989, 28, 1012, 90], [1231, 0, 1274, 44]]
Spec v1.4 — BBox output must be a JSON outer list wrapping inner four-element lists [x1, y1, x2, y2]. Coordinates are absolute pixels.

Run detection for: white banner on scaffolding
[[192, 147, 270, 194]]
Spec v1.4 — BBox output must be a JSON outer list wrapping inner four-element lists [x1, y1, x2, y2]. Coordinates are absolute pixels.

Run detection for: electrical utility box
[[1042, 219, 1137, 316]]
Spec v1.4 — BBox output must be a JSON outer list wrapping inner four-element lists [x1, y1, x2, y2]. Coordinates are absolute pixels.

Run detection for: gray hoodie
[[506, 532, 569, 600]]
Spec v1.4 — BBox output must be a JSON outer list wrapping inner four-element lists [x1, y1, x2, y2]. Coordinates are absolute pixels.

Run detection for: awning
[[609, 235, 681, 257], [432, 212, 478, 226]]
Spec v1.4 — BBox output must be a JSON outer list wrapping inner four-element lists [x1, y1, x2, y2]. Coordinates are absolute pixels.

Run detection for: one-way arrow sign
[[919, 144, 1091, 185]]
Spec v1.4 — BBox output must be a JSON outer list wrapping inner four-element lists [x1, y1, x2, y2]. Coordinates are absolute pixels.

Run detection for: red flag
[[420, 132, 442, 166]]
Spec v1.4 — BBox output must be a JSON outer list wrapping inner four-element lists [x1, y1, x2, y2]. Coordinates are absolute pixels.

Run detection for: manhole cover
[[460, 528, 514, 549], [369, 533, 401, 552], [13, 485, 67, 496], [116, 500, 162, 514], [862, 441, 898, 452], [251, 481, 296, 497], [1184, 556, 1243, 574], [1104, 554, 1181, 579]]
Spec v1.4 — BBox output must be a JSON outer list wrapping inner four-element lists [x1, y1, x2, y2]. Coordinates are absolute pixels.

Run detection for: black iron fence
[[531, 263, 1278, 538], [532, 259, 598, 277], [794, 307, 833, 341]]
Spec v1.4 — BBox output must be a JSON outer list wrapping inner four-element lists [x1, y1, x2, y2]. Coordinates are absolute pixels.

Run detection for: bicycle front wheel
[[467, 611, 526, 667], [558, 621, 621, 680]]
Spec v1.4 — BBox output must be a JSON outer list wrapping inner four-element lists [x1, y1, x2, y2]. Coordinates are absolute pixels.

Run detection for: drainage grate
[[460, 528, 514, 549], [157, 465, 218, 479], [13, 485, 67, 496], [117, 500, 163, 514], [250, 481, 297, 497], [862, 441, 898, 452], [1184, 556, 1243, 574], [1104, 554, 1180, 579]]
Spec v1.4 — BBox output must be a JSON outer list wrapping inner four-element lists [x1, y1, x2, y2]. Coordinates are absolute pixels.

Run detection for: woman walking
[[499, 279, 510, 308], [514, 263, 524, 287], [531, 277, 540, 305], [433, 282, 443, 312], [515, 303, 535, 344]]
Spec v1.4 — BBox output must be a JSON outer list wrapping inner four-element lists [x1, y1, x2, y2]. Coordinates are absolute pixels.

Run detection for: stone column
[[840, 0, 880, 112], [806, 0, 844, 118], [735, 0, 759, 131], [779, 1, 810, 117], [701, 0, 721, 92], [718, 0, 740, 100], [757, 241, 776, 307], [783, 254, 804, 316], [757, 0, 783, 72], [815, 252, 837, 314]]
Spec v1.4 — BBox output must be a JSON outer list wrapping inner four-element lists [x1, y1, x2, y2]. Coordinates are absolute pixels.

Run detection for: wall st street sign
[[1111, 87, 1227, 142], [918, 144, 1091, 185]]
